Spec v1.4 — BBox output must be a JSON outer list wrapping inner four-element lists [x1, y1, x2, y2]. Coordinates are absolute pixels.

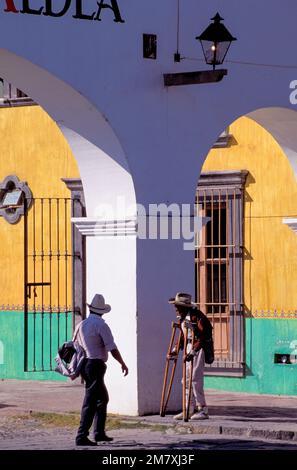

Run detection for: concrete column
[[136, 234, 195, 414], [73, 218, 138, 415]]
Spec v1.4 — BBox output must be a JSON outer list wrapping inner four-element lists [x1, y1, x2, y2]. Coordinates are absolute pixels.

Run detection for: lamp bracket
[[164, 69, 227, 87]]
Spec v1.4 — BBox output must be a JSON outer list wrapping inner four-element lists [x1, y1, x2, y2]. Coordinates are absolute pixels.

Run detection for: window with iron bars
[[196, 170, 248, 376], [0, 78, 35, 107]]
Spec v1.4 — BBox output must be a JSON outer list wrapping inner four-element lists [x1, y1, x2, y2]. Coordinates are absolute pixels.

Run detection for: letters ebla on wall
[[3, 0, 125, 23]]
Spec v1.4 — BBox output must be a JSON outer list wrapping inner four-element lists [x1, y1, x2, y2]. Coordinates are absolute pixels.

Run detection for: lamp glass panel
[[215, 41, 231, 64], [201, 40, 231, 65]]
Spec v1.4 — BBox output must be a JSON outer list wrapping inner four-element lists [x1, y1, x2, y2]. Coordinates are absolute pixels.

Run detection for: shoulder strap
[[73, 322, 87, 352], [72, 323, 80, 341]]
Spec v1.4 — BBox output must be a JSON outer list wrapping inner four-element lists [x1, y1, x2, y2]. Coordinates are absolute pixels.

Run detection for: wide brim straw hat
[[87, 294, 111, 314], [168, 292, 195, 307]]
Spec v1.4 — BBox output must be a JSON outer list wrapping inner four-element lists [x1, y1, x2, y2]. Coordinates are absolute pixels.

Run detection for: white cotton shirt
[[73, 313, 117, 362]]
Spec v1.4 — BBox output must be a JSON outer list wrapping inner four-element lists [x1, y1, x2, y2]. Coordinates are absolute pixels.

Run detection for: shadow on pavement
[[0, 404, 17, 410], [144, 438, 297, 450], [210, 406, 297, 422]]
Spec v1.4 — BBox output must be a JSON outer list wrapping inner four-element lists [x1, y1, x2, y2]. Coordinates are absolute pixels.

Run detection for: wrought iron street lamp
[[164, 11, 237, 87], [196, 13, 237, 70]]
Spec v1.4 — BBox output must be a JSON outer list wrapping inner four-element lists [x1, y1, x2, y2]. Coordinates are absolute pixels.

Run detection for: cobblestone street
[[1, 380, 297, 453], [1, 416, 297, 450]]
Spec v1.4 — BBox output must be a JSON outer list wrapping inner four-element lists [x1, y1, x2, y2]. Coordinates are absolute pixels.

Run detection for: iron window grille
[[196, 170, 248, 376]]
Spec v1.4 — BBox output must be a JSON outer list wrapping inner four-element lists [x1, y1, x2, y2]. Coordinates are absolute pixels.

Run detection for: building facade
[[0, 1, 297, 414]]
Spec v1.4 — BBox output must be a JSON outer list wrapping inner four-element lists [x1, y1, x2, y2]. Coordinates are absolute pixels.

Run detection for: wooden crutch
[[160, 321, 182, 417], [182, 321, 195, 422]]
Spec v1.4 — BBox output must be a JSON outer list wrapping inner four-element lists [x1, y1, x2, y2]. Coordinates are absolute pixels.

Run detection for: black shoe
[[95, 434, 114, 442], [76, 437, 97, 446]]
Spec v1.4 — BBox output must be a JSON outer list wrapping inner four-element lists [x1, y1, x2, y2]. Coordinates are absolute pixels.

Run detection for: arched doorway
[[0, 50, 138, 414], [196, 108, 297, 395]]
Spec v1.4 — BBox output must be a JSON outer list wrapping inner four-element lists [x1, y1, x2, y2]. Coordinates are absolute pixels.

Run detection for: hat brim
[[87, 303, 111, 314], [168, 298, 195, 307]]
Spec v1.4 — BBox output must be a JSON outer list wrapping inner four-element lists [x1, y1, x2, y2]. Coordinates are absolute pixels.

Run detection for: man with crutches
[[161, 293, 210, 421]]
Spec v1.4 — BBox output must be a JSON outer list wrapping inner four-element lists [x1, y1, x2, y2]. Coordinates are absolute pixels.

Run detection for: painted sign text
[[4, 0, 125, 23]]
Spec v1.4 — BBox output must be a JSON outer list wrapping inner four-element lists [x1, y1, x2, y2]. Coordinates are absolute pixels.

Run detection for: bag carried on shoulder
[[203, 337, 215, 365], [200, 312, 215, 365], [54, 340, 86, 380], [192, 309, 215, 365]]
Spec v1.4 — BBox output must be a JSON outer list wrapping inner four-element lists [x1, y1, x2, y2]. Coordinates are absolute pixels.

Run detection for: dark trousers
[[76, 359, 109, 442]]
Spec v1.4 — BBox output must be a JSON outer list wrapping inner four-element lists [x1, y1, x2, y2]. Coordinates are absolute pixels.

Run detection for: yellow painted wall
[[0, 106, 80, 307], [202, 116, 297, 314]]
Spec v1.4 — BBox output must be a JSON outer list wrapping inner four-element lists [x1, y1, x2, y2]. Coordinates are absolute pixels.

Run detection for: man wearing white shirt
[[74, 294, 128, 446]]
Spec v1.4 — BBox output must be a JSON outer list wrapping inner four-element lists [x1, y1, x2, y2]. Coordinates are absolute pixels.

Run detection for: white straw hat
[[168, 292, 195, 307], [87, 294, 111, 314]]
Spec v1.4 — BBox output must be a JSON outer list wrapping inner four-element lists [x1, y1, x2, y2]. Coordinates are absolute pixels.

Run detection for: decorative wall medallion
[[0, 175, 33, 224]]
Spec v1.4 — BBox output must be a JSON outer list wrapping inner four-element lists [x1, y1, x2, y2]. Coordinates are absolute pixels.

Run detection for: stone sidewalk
[[1, 379, 297, 449]]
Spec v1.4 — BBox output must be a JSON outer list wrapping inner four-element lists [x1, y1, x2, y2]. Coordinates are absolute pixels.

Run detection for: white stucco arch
[[248, 107, 297, 180], [196, 106, 297, 185], [0, 48, 136, 216], [0, 48, 138, 414]]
